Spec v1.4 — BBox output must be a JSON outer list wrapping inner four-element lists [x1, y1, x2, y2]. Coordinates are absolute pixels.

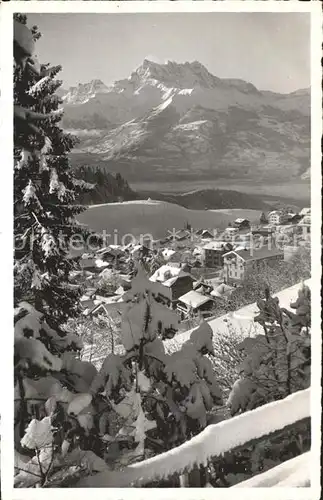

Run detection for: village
[[70, 206, 311, 357], [11, 12, 316, 490]]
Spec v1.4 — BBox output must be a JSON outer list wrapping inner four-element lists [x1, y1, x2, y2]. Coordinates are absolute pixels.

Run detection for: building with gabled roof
[[233, 218, 250, 230], [223, 247, 284, 285], [268, 210, 289, 226], [203, 241, 233, 268], [149, 264, 194, 304], [177, 290, 214, 318]]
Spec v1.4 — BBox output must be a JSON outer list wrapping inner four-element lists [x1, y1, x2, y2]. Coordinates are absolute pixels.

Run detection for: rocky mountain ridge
[[60, 59, 310, 184]]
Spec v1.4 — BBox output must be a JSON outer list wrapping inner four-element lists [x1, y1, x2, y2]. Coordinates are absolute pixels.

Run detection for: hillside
[[73, 167, 137, 205], [60, 59, 310, 186], [72, 166, 303, 211]]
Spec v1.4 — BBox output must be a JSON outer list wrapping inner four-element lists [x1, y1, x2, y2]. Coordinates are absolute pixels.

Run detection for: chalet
[[268, 211, 289, 225], [233, 218, 250, 230], [200, 229, 214, 240], [223, 247, 284, 285], [203, 241, 233, 268], [149, 265, 194, 305], [177, 290, 214, 318], [173, 229, 191, 242]]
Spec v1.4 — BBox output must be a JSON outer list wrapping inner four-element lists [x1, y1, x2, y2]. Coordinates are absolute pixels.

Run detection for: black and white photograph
[[0, 1, 321, 496]]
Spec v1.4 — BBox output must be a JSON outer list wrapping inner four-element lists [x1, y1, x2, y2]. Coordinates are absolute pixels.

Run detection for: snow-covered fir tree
[[14, 15, 93, 328], [13, 17, 107, 488], [227, 284, 311, 415]]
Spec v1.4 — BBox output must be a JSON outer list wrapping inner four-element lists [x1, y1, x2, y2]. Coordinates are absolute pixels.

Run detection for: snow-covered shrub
[[227, 284, 311, 415], [208, 323, 245, 397], [13, 301, 116, 486], [64, 313, 123, 368], [84, 266, 223, 467]]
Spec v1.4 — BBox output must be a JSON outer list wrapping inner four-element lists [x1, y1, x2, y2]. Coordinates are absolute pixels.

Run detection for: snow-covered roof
[[225, 227, 239, 232], [95, 259, 111, 269], [87, 303, 110, 317], [223, 247, 283, 262], [233, 245, 250, 252], [234, 218, 249, 224], [203, 241, 230, 251], [163, 272, 192, 288], [161, 248, 177, 260], [178, 290, 213, 309], [166, 279, 311, 349], [115, 286, 124, 295], [96, 246, 111, 255], [200, 230, 213, 239], [149, 264, 182, 283], [205, 277, 223, 288]]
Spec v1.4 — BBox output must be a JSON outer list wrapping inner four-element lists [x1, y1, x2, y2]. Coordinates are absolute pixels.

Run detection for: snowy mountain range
[[60, 59, 310, 184]]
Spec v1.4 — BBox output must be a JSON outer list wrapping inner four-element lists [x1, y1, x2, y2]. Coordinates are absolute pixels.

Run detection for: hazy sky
[[27, 13, 310, 94]]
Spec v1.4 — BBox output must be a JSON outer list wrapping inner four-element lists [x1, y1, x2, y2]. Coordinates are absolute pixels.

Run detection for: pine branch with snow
[[14, 21, 95, 326], [227, 284, 311, 415]]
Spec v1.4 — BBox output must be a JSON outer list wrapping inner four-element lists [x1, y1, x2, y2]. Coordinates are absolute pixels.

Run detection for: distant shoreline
[[130, 179, 310, 202]]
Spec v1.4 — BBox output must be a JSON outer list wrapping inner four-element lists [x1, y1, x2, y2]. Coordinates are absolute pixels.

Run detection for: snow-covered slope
[[165, 279, 311, 351], [61, 59, 310, 183], [233, 451, 310, 488]]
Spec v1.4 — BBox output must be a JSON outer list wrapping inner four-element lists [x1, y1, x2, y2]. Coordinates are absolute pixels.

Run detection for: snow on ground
[[165, 279, 311, 352], [87, 200, 162, 209], [232, 451, 310, 488], [78, 388, 310, 487]]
